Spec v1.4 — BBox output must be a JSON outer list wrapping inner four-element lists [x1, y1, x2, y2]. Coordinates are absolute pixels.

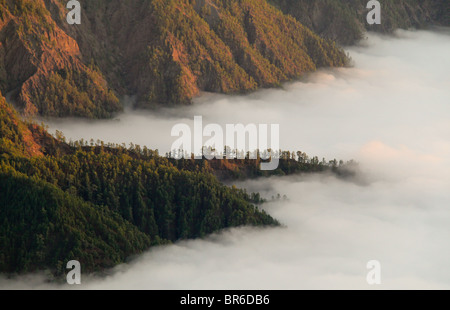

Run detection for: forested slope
[[0, 94, 278, 274], [1, 0, 349, 117], [270, 0, 449, 45], [2, 0, 446, 117]]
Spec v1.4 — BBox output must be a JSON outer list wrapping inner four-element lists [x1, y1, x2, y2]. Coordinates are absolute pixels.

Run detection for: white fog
[[2, 29, 450, 289]]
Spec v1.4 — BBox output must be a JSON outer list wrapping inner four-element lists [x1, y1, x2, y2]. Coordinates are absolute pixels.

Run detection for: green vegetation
[[136, 0, 349, 106], [0, 95, 278, 274], [0, 94, 42, 157], [2, 0, 445, 116], [0, 92, 356, 275], [0, 0, 121, 118], [0, 0, 350, 116], [33, 68, 121, 118], [170, 151, 356, 181], [0, 170, 152, 274], [269, 0, 449, 45]]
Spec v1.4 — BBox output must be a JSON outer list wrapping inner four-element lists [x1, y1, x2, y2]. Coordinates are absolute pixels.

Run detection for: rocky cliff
[[1, 0, 349, 117], [0, 0, 121, 117], [0, 0, 447, 117], [270, 0, 449, 45]]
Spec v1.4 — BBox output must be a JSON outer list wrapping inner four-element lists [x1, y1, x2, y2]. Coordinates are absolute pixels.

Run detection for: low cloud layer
[[3, 29, 450, 289]]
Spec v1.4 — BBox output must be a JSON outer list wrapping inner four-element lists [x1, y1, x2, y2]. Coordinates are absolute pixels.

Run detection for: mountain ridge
[[2, 0, 447, 118], [270, 0, 449, 45], [0, 91, 280, 275], [2, 0, 350, 117]]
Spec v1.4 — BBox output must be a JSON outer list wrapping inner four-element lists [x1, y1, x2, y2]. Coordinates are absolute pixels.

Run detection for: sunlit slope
[[270, 0, 449, 45], [1, 0, 348, 117]]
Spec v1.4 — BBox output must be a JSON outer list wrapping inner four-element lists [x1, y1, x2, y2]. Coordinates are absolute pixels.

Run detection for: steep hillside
[[0, 0, 121, 117], [0, 170, 153, 274], [1, 0, 348, 116], [1, 0, 446, 116], [270, 0, 449, 45], [49, 0, 350, 107], [0, 94, 278, 275], [0, 92, 42, 156]]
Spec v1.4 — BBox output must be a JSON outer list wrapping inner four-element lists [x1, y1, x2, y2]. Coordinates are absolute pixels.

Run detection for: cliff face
[[133, 0, 349, 107], [270, 0, 449, 45], [0, 91, 42, 157], [0, 90, 280, 274], [0, 0, 447, 117], [0, 0, 121, 117], [0, 0, 348, 117]]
